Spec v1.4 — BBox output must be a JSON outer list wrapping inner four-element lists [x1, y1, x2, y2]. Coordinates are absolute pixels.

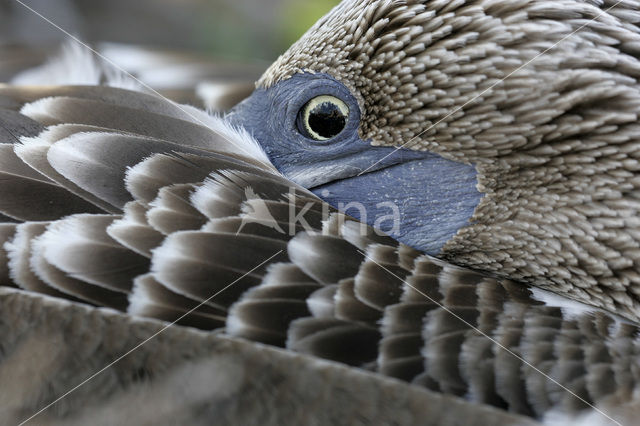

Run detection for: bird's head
[[228, 0, 640, 317]]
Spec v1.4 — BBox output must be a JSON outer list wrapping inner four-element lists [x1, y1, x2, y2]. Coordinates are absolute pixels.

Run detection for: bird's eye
[[296, 95, 349, 141]]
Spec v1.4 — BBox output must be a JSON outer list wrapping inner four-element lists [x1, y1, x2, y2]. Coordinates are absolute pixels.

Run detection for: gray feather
[[15, 125, 123, 213], [287, 317, 381, 367], [35, 214, 149, 292], [106, 201, 165, 257], [0, 224, 17, 287], [287, 233, 365, 284], [151, 231, 288, 307], [0, 170, 102, 221], [0, 109, 44, 142], [5, 222, 66, 296], [146, 184, 208, 235], [128, 274, 226, 329]]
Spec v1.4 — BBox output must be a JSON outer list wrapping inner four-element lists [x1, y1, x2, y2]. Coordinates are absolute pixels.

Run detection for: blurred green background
[[0, 0, 341, 61]]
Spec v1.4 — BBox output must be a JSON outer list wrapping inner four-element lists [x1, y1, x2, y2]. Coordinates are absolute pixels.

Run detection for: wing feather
[[287, 233, 365, 284], [5, 222, 67, 296], [335, 277, 382, 323], [30, 236, 129, 310], [36, 214, 149, 292], [150, 231, 288, 307], [16, 125, 123, 213], [0, 170, 103, 220], [0, 109, 44, 142], [146, 184, 208, 234], [128, 274, 226, 329], [0, 224, 17, 286], [106, 201, 165, 257], [287, 318, 381, 367]]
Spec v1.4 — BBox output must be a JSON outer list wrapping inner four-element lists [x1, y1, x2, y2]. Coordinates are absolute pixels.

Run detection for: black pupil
[[308, 102, 346, 139]]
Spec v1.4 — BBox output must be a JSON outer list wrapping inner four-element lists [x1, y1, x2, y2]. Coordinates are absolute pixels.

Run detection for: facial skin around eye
[[228, 72, 483, 256]]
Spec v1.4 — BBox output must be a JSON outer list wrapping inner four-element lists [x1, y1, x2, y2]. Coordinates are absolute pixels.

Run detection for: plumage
[[3, 82, 634, 421], [2, 1, 640, 424], [107, 201, 165, 257], [231, 0, 640, 323]]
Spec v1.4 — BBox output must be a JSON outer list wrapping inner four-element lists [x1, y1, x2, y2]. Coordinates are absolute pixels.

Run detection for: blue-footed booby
[[229, 0, 640, 322], [1, 1, 640, 424]]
